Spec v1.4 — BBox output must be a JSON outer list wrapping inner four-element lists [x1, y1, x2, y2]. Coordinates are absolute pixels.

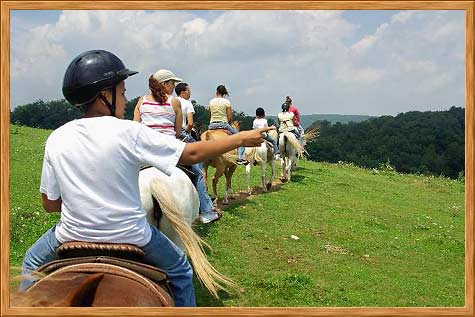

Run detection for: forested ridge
[[10, 99, 464, 178], [306, 106, 464, 179]]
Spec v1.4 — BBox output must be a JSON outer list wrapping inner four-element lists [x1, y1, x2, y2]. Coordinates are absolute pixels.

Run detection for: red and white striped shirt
[[139, 95, 176, 137]]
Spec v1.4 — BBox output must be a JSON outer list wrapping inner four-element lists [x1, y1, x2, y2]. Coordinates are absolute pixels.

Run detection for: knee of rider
[[21, 251, 38, 272], [169, 253, 194, 279]]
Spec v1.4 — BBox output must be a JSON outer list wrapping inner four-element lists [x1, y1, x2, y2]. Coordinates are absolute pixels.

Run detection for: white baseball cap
[[152, 69, 183, 83]]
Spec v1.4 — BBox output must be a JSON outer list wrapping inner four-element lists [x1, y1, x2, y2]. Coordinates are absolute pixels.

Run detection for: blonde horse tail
[[285, 132, 304, 158], [149, 179, 238, 298]]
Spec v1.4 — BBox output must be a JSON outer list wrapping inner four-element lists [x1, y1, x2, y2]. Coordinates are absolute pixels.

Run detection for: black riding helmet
[[62, 50, 138, 115], [282, 102, 290, 112]]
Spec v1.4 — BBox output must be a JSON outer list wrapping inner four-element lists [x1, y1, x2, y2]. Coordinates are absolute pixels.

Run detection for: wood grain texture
[[0, 1, 473, 10], [1, 2, 11, 317], [1, 1, 474, 317], [465, 4, 475, 317]]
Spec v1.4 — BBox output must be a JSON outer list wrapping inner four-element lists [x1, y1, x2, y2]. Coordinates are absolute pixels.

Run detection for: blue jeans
[[208, 122, 245, 160], [192, 162, 214, 213], [297, 123, 304, 135], [290, 128, 301, 139], [21, 224, 196, 307], [180, 130, 196, 143], [263, 133, 279, 155], [180, 131, 214, 213]]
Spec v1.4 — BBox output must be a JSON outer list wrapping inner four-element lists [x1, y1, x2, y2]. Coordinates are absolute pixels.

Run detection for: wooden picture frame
[[1, 1, 474, 316]]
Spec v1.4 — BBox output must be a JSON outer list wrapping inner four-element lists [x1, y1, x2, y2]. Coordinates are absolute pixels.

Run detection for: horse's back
[[202, 129, 230, 141], [201, 129, 237, 167], [139, 166, 199, 248]]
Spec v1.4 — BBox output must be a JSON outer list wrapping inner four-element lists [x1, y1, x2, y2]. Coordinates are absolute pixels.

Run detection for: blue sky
[[10, 10, 465, 116]]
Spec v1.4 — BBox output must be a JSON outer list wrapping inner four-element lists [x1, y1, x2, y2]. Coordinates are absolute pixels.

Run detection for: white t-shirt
[[177, 97, 195, 128], [40, 116, 186, 247], [253, 118, 268, 129]]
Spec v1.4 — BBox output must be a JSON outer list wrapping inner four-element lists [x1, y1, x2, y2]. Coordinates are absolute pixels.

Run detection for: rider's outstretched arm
[[179, 127, 273, 165]]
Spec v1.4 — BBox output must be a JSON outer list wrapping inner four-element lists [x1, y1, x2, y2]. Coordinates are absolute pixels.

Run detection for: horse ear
[[61, 273, 104, 307]]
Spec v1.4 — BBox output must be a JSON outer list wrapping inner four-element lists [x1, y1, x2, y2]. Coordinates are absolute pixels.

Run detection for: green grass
[[10, 124, 465, 307]]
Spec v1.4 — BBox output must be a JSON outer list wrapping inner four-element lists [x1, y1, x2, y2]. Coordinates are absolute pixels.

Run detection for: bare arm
[[179, 127, 273, 165], [133, 97, 143, 122], [172, 98, 183, 138], [42, 193, 61, 213], [186, 112, 194, 133], [226, 107, 233, 123]]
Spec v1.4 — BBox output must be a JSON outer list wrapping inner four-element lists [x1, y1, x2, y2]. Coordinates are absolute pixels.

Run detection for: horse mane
[[149, 179, 237, 298]]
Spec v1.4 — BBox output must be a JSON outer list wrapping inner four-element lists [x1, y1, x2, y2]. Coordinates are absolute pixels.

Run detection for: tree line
[[10, 98, 257, 132], [306, 106, 464, 179], [10, 99, 464, 179]]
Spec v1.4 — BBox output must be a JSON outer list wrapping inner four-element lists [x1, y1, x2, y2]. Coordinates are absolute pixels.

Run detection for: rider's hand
[[239, 127, 273, 147]]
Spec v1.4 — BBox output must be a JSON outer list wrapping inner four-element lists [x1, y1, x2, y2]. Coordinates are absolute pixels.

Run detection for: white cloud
[[400, 59, 437, 73], [390, 11, 415, 24], [335, 64, 385, 85], [10, 10, 464, 116]]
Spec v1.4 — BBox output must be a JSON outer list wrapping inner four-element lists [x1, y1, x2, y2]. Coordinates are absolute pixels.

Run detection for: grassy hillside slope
[[9, 124, 464, 307]]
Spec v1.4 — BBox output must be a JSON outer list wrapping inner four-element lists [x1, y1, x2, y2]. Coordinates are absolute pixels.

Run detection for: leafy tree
[[306, 107, 464, 178]]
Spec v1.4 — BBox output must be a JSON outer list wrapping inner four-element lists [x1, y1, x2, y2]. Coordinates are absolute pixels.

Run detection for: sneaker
[[274, 154, 280, 160], [199, 211, 222, 224], [236, 159, 249, 165]]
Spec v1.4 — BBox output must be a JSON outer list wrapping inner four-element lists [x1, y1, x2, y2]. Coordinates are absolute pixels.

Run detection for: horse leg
[[224, 165, 237, 203], [212, 167, 225, 206], [281, 157, 287, 182], [261, 162, 267, 192], [267, 159, 275, 191], [245, 162, 252, 195], [286, 157, 293, 182]]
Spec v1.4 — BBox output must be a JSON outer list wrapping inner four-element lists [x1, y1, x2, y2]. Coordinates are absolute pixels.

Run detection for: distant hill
[[268, 114, 373, 128], [306, 106, 465, 179]]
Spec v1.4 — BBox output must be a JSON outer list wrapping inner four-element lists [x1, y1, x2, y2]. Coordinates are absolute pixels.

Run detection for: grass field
[[9, 124, 465, 307]]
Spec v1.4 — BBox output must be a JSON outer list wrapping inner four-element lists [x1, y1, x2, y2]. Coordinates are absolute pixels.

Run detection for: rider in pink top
[[286, 96, 304, 135]]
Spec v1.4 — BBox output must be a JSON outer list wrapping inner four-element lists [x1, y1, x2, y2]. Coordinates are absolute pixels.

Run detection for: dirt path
[[214, 178, 287, 211]]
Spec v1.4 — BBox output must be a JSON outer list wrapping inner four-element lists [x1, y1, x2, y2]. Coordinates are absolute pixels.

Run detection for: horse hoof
[[222, 201, 229, 205], [266, 183, 272, 191]]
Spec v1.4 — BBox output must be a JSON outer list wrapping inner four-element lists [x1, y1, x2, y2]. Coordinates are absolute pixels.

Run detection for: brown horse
[[200, 121, 241, 206], [11, 251, 174, 307]]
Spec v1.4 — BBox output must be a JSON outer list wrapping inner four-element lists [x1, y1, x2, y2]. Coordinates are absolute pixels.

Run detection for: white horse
[[244, 130, 277, 194], [138, 166, 235, 298], [278, 128, 318, 181], [279, 132, 304, 182]]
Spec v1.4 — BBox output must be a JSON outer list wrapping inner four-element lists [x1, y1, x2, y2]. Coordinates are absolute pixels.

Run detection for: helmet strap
[[99, 87, 117, 117]]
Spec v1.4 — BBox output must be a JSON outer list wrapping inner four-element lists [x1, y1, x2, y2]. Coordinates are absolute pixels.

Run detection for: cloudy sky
[[10, 10, 464, 116]]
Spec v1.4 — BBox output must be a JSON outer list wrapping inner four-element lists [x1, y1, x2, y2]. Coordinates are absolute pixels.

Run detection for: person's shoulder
[[178, 97, 192, 106], [220, 98, 231, 106], [46, 119, 76, 141], [90, 116, 142, 134]]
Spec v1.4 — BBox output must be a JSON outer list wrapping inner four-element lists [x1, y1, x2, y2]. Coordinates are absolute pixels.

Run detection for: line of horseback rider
[[19, 50, 272, 307], [18, 49, 306, 307]]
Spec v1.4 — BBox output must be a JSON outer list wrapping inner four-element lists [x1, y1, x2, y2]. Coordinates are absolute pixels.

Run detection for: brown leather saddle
[[27, 241, 174, 306]]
